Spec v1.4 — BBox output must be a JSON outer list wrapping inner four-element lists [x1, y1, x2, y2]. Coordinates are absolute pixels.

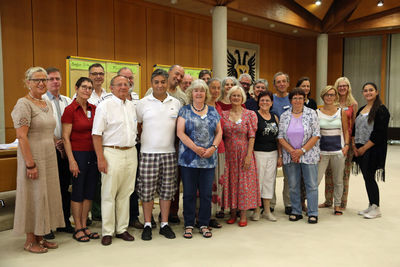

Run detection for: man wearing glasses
[[239, 73, 257, 111], [42, 67, 74, 239], [88, 63, 108, 106], [92, 75, 138, 246]]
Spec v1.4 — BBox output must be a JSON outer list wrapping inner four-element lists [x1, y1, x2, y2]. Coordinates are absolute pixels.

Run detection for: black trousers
[[56, 149, 72, 227], [357, 144, 380, 206], [129, 143, 141, 222]]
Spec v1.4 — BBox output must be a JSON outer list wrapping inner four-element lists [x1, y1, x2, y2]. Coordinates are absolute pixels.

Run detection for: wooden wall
[[0, 0, 317, 142]]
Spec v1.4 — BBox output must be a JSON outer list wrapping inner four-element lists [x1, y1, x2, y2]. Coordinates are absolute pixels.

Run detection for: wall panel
[[146, 7, 174, 90], [0, 0, 34, 142], [328, 36, 343, 85], [174, 14, 199, 68], [32, 0, 77, 96], [198, 19, 212, 70], [77, 0, 114, 59], [114, 0, 147, 96]]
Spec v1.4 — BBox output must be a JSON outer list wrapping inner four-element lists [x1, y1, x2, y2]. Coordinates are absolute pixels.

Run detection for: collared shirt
[[73, 88, 108, 106], [278, 106, 320, 165], [61, 99, 96, 151], [129, 90, 140, 106], [42, 91, 72, 139], [136, 93, 180, 153], [145, 86, 188, 106], [92, 94, 137, 147]]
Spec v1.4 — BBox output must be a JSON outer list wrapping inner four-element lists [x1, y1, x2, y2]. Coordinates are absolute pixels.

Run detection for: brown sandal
[[39, 239, 58, 249], [318, 203, 332, 208], [24, 242, 48, 253]]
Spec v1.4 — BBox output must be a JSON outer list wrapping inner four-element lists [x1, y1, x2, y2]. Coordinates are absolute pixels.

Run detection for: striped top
[[317, 108, 344, 155]]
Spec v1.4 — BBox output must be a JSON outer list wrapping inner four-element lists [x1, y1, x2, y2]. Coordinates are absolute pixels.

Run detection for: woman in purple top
[[278, 88, 320, 224]]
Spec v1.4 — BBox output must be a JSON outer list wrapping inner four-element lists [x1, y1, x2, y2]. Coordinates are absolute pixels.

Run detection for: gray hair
[[117, 67, 132, 75], [273, 72, 290, 85], [110, 75, 128, 86], [226, 85, 247, 104], [186, 79, 211, 104], [238, 73, 252, 82], [151, 68, 168, 82], [25, 66, 47, 81], [221, 76, 238, 99], [254, 79, 268, 90]]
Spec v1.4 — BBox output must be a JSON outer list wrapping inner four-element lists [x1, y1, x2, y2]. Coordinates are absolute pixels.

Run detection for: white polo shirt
[[136, 93, 181, 153], [92, 94, 137, 147], [88, 88, 108, 106]]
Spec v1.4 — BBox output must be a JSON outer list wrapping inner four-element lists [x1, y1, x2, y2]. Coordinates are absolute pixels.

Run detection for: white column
[[212, 6, 227, 79], [316, 33, 328, 106]]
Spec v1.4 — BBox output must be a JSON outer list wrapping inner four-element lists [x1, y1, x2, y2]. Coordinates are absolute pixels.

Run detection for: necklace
[[292, 109, 303, 114], [192, 104, 206, 112], [28, 92, 45, 102]]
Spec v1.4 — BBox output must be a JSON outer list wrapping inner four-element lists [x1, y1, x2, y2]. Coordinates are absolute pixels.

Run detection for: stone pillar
[[212, 6, 227, 79], [316, 33, 328, 106]]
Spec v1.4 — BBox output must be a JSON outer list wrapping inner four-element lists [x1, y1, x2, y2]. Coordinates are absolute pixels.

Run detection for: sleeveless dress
[[11, 98, 65, 235]]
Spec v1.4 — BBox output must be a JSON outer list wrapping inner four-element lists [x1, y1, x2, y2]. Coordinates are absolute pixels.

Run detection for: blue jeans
[[283, 163, 318, 217], [180, 166, 215, 227]]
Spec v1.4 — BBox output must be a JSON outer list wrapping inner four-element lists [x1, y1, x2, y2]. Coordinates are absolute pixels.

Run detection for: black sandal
[[73, 229, 90, 242], [209, 219, 222, 229], [183, 226, 193, 239], [308, 216, 318, 224], [199, 226, 212, 238], [289, 214, 303, 221], [82, 227, 100, 239], [216, 211, 225, 219]]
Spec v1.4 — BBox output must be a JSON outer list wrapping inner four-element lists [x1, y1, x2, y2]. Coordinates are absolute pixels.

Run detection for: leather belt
[[103, 146, 133, 150]]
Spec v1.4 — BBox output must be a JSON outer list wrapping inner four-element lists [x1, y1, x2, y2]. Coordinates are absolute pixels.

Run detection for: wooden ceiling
[[143, 0, 400, 36]]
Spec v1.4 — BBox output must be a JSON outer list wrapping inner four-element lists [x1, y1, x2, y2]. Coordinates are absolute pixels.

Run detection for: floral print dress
[[221, 108, 261, 210]]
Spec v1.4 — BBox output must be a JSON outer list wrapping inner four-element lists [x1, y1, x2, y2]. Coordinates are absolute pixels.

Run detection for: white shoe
[[363, 204, 381, 219], [358, 205, 372, 216], [263, 212, 277, 222], [251, 211, 260, 221]]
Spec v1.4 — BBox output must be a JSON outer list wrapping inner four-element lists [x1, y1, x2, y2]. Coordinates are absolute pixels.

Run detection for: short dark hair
[[288, 87, 306, 101], [296, 76, 311, 97], [199, 69, 212, 79], [45, 67, 60, 75], [88, 63, 104, 73], [151, 68, 168, 82], [75, 77, 93, 88], [257, 90, 274, 109]]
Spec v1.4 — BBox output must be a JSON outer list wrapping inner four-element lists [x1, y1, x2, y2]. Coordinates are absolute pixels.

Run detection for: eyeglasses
[[123, 75, 134, 80], [90, 72, 105, 76], [29, 78, 48, 84], [113, 82, 129, 87], [48, 77, 61, 81], [240, 82, 252, 87], [292, 97, 304, 101], [80, 85, 93, 91], [324, 93, 336, 98]]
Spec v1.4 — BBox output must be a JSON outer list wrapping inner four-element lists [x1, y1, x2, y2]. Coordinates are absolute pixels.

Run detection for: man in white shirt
[[136, 69, 181, 241], [117, 67, 143, 230], [92, 75, 138, 246], [42, 67, 74, 237], [88, 63, 108, 105]]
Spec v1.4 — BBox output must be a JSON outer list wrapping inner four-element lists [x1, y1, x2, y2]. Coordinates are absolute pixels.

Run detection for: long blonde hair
[[333, 77, 356, 107]]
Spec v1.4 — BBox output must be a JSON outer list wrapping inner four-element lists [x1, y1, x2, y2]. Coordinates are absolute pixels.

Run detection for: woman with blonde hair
[[319, 77, 358, 210]]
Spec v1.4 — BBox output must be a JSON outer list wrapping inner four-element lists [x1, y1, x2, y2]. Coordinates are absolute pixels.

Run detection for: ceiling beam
[[322, 0, 361, 33]]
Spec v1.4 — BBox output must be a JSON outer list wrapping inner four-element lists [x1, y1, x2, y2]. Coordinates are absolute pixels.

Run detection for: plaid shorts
[[138, 152, 177, 202]]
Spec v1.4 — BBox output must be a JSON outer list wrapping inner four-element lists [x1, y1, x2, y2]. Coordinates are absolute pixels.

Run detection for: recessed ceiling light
[[171, 0, 177, 4], [242, 17, 248, 22], [293, 29, 298, 33], [269, 23, 276, 28], [315, 0, 322, 6]]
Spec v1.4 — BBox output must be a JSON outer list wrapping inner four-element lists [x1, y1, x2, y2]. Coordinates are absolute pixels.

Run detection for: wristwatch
[[212, 145, 218, 150], [301, 147, 306, 154]]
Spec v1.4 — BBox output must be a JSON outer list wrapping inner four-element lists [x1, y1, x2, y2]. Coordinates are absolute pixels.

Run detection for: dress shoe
[[86, 218, 92, 226], [101, 235, 112, 246], [43, 231, 55, 240], [226, 217, 237, 224], [168, 214, 181, 224], [57, 225, 75, 234], [116, 231, 134, 241], [130, 219, 144, 229], [238, 220, 247, 227], [285, 206, 292, 215]]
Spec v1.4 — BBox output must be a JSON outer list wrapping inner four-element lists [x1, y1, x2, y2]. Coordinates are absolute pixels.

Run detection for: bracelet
[[26, 163, 36, 169]]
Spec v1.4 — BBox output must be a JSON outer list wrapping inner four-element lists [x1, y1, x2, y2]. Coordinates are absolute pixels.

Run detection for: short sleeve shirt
[[178, 105, 220, 168], [61, 99, 96, 151]]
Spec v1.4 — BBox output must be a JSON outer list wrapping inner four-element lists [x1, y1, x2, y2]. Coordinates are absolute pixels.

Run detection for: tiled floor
[[1, 146, 399, 267]]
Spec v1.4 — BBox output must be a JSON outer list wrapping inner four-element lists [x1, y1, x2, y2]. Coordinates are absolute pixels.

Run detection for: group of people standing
[[11, 63, 390, 253]]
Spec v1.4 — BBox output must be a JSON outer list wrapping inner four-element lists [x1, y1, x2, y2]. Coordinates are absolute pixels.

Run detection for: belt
[[103, 146, 133, 150]]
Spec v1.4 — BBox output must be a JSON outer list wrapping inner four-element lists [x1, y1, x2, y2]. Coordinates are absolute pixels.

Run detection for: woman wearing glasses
[[62, 77, 100, 242], [316, 86, 349, 215], [11, 67, 64, 253], [278, 88, 320, 224]]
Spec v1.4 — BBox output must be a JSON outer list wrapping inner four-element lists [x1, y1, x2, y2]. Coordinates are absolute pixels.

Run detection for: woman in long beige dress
[[11, 67, 64, 253]]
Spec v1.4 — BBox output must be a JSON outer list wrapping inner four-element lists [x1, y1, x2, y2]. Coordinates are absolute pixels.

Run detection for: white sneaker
[[263, 212, 277, 222], [363, 204, 381, 219], [358, 205, 372, 216]]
